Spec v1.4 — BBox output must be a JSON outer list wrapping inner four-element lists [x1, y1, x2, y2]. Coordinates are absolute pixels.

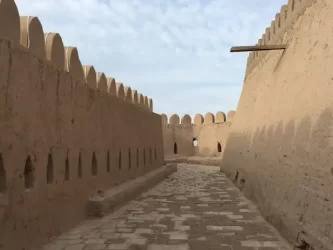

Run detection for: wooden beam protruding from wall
[[230, 45, 287, 52]]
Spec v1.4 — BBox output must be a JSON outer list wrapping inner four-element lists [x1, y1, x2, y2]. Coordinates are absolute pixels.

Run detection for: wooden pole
[[230, 45, 287, 52]]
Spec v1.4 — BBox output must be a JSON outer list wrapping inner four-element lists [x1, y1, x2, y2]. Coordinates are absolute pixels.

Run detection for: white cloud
[[15, 0, 287, 116]]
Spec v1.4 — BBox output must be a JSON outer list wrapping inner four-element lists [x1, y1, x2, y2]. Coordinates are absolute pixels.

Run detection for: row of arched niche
[[172, 141, 222, 154], [0, 1, 153, 111], [161, 111, 236, 126]]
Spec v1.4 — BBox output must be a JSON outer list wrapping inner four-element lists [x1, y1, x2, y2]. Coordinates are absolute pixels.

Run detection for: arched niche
[[173, 143, 178, 154], [192, 138, 198, 147], [217, 142, 222, 153]]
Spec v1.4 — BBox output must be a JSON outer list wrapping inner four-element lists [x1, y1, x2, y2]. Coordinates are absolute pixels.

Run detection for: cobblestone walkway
[[42, 164, 291, 250]]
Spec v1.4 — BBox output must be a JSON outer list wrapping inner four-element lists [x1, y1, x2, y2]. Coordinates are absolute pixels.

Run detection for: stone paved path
[[41, 164, 292, 250]]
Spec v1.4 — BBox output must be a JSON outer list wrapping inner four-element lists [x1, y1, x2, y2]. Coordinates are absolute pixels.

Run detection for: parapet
[[194, 114, 204, 125], [148, 98, 153, 112], [216, 111, 227, 123], [83, 65, 97, 88], [138, 93, 145, 107], [0, 0, 20, 43], [0, 0, 153, 112], [44, 33, 65, 70], [124, 86, 132, 103], [162, 111, 235, 126], [181, 114, 192, 125], [204, 112, 215, 124], [161, 114, 168, 125], [20, 16, 45, 58], [227, 111, 235, 122], [65, 47, 84, 83], [132, 90, 138, 104], [116, 82, 125, 99], [169, 114, 180, 125], [245, 0, 313, 78], [97, 72, 108, 92], [107, 77, 117, 95]]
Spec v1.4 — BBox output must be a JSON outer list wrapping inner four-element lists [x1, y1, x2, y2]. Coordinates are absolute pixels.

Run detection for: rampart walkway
[[41, 164, 291, 250]]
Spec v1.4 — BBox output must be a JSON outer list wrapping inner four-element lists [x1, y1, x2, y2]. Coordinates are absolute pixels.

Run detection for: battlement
[[245, 0, 313, 78], [0, 0, 153, 111], [161, 111, 236, 126]]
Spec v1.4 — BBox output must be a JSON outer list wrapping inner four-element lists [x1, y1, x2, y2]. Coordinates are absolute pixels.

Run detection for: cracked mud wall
[[221, 0, 333, 248]]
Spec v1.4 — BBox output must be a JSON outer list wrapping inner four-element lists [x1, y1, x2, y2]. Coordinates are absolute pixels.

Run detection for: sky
[[16, 0, 286, 119]]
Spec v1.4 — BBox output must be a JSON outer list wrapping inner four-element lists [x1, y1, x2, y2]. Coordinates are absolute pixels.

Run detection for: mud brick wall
[[0, 1, 164, 249], [221, 0, 333, 248]]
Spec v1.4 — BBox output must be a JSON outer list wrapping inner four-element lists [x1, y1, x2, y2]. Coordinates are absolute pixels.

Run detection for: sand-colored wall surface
[[221, 0, 333, 248], [0, 1, 163, 249], [162, 111, 235, 157]]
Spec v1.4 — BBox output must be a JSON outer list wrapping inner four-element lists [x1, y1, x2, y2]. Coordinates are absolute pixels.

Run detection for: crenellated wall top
[[161, 111, 236, 126], [245, 0, 313, 78], [0, 0, 153, 112]]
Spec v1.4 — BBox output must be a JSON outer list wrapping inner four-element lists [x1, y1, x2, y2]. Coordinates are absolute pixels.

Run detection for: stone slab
[[87, 164, 177, 217], [42, 164, 292, 250]]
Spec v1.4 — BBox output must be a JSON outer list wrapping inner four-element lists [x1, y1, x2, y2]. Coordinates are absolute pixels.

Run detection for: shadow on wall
[[221, 107, 333, 248]]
